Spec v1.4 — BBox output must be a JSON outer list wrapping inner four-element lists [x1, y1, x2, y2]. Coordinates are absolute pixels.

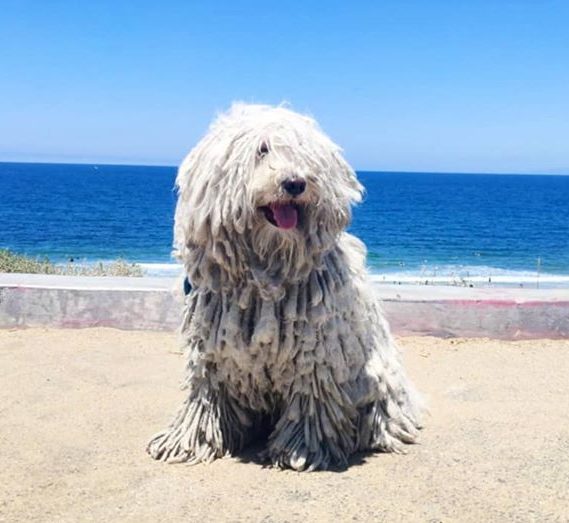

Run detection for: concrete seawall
[[1, 273, 568, 339]]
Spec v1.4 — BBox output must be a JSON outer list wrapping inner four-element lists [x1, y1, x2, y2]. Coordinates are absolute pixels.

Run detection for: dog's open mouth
[[259, 202, 300, 230]]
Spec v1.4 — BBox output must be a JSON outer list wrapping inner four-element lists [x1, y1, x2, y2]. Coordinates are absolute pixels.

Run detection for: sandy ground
[[1, 329, 568, 522]]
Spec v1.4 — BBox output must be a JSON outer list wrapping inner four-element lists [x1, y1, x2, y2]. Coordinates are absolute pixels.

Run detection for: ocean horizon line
[[1, 160, 567, 177]]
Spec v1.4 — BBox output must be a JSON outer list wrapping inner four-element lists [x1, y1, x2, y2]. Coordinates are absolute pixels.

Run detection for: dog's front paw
[[268, 392, 357, 471], [269, 442, 332, 472], [268, 417, 351, 472]]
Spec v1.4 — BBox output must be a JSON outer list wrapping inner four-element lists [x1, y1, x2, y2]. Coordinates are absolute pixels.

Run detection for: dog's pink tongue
[[270, 203, 298, 229]]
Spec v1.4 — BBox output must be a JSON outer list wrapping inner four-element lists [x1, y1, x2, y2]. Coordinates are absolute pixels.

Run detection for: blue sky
[[1, 0, 568, 173]]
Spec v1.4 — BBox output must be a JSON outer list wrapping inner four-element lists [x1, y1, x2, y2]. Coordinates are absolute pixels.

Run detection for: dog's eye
[[257, 142, 269, 157]]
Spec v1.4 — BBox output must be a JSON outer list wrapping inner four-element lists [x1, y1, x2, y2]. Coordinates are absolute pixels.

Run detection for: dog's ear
[[173, 123, 255, 273], [338, 161, 364, 206], [331, 152, 364, 212]]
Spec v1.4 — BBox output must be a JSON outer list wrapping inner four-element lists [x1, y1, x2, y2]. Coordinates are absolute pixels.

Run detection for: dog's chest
[[210, 302, 308, 403], [185, 279, 361, 410]]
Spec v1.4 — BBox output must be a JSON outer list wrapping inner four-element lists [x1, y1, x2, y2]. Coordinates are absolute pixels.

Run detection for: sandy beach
[[1, 328, 568, 522]]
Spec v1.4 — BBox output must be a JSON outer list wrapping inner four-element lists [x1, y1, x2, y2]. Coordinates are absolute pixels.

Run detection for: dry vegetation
[[0, 249, 143, 277]]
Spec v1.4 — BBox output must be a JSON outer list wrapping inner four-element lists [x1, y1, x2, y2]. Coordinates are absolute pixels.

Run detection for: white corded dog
[[147, 103, 422, 471]]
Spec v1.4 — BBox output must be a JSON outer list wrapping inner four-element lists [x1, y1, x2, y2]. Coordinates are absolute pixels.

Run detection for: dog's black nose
[[282, 179, 306, 197]]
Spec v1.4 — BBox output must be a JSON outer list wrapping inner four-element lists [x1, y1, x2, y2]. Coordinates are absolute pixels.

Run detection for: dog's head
[[175, 103, 363, 282]]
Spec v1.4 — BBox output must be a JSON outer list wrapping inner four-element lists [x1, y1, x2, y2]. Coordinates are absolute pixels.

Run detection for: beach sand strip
[[1, 328, 568, 522]]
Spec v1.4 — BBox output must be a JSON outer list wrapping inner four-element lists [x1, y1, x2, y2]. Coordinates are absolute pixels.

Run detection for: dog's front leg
[[147, 375, 252, 464], [268, 374, 358, 471]]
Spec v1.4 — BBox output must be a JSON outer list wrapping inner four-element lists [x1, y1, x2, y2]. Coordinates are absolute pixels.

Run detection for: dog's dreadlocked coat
[[147, 103, 422, 471]]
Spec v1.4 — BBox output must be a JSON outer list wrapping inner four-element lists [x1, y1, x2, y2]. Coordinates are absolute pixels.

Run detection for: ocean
[[1, 162, 568, 287]]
